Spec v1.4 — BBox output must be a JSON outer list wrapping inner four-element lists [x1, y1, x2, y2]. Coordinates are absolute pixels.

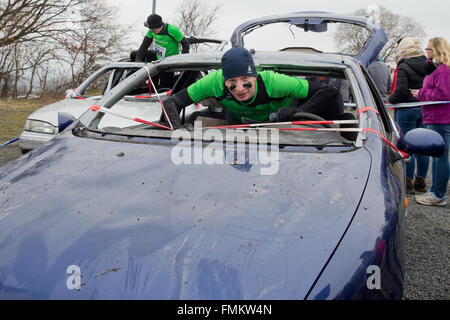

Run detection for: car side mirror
[[398, 128, 445, 157], [58, 112, 77, 133]]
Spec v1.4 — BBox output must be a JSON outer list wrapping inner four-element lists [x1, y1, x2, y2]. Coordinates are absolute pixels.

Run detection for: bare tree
[[12, 43, 24, 98], [0, 0, 85, 47], [0, 45, 14, 97], [58, 0, 129, 87], [172, 0, 222, 52], [24, 44, 57, 97], [334, 6, 426, 64], [0, 0, 128, 97], [0, 0, 84, 97]]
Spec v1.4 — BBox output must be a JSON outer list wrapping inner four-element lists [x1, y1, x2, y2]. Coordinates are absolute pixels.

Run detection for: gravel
[[403, 170, 450, 300], [0, 143, 448, 299]]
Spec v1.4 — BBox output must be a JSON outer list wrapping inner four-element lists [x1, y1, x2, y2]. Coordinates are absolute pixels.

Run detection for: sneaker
[[415, 192, 447, 207], [413, 175, 427, 193]]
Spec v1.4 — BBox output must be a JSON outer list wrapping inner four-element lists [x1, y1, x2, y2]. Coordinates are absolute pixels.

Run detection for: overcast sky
[[110, 0, 450, 50]]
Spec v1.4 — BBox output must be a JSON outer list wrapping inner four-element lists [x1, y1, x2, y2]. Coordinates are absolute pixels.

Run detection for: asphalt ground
[[403, 170, 449, 300]]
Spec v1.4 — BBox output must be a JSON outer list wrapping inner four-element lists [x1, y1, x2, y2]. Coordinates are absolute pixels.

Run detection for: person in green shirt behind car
[[136, 14, 190, 89], [162, 47, 335, 129], [136, 14, 190, 61]]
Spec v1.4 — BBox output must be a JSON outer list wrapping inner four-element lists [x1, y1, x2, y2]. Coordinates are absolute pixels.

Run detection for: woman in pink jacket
[[412, 37, 450, 206]]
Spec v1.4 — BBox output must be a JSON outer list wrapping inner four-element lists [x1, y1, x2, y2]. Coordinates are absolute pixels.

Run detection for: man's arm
[[180, 37, 190, 54], [162, 71, 223, 129], [136, 36, 154, 62], [268, 78, 323, 122], [167, 24, 189, 54], [161, 89, 195, 129]]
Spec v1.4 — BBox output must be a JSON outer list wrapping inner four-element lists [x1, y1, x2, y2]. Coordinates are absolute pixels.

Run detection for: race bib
[[155, 45, 167, 58]]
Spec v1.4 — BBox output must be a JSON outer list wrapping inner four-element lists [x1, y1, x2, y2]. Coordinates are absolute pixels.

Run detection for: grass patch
[[0, 96, 63, 144]]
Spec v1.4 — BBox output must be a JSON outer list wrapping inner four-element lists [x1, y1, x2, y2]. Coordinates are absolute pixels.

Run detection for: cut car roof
[[230, 11, 388, 68]]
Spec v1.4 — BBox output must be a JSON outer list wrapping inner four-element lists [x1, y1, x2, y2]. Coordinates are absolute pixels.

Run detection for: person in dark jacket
[[412, 37, 450, 206], [368, 56, 392, 103], [388, 37, 429, 194]]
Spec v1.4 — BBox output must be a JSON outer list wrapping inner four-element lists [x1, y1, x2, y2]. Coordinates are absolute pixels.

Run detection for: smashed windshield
[[81, 58, 361, 148]]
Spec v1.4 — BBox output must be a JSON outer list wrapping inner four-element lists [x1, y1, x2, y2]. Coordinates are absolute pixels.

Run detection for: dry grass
[[0, 96, 63, 144]]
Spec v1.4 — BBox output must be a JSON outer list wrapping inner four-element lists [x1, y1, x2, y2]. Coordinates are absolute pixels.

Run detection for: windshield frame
[[78, 53, 369, 148]]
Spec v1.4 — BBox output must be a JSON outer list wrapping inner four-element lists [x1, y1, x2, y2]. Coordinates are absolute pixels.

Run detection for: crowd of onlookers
[[369, 36, 450, 207]]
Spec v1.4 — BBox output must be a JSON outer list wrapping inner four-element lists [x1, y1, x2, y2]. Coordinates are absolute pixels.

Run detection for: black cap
[[221, 47, 257, 81], [145, 14, 163, 29]]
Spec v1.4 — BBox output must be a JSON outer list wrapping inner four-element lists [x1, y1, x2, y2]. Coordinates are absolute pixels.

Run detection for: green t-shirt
[[146, 23, 184, 59], [187, 70, 309, 122]]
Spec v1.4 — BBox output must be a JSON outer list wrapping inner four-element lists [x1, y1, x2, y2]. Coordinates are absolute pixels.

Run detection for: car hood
[[27, 98, 163, 128], [0, 135, 371, 299]]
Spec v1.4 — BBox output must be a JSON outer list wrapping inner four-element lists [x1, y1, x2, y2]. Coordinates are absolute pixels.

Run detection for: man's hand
[[159, 89, 194, 129], [269, 107, 298, 122], [180, 38, 190, 54]]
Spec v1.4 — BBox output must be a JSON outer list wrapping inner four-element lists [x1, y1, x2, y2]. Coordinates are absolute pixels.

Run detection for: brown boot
[[414, 175, 427, 193], [406, 178, 414, 194]]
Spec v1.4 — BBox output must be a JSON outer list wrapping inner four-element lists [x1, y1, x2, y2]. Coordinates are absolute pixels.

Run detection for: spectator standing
[[328, 78, 351, 102], [136, 14, 190, 62], [135, 14, 190, 89], [388, 37, 429, 194], [412, 37, 450, 206], [368, 56, 392, 103]]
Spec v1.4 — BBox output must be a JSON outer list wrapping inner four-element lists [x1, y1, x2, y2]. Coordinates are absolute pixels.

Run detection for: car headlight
[[24, 120, 57, 134]]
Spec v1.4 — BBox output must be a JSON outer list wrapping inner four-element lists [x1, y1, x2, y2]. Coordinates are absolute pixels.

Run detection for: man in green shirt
[[162, 47, 328, 129], [136, 14, 190, 61], [136, 14, 190, 89]]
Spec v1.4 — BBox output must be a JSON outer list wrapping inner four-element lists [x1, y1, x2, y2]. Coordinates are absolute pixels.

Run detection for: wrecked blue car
[[0, 12, 444, 299]]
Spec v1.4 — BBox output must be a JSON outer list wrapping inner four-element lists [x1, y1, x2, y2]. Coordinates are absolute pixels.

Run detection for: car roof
[[147, 50, 358, 71], [230, 11, 388, 68]]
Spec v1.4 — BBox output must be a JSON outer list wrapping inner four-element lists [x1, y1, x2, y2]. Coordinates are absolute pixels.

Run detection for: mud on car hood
[[0, 134, 371, 299]]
